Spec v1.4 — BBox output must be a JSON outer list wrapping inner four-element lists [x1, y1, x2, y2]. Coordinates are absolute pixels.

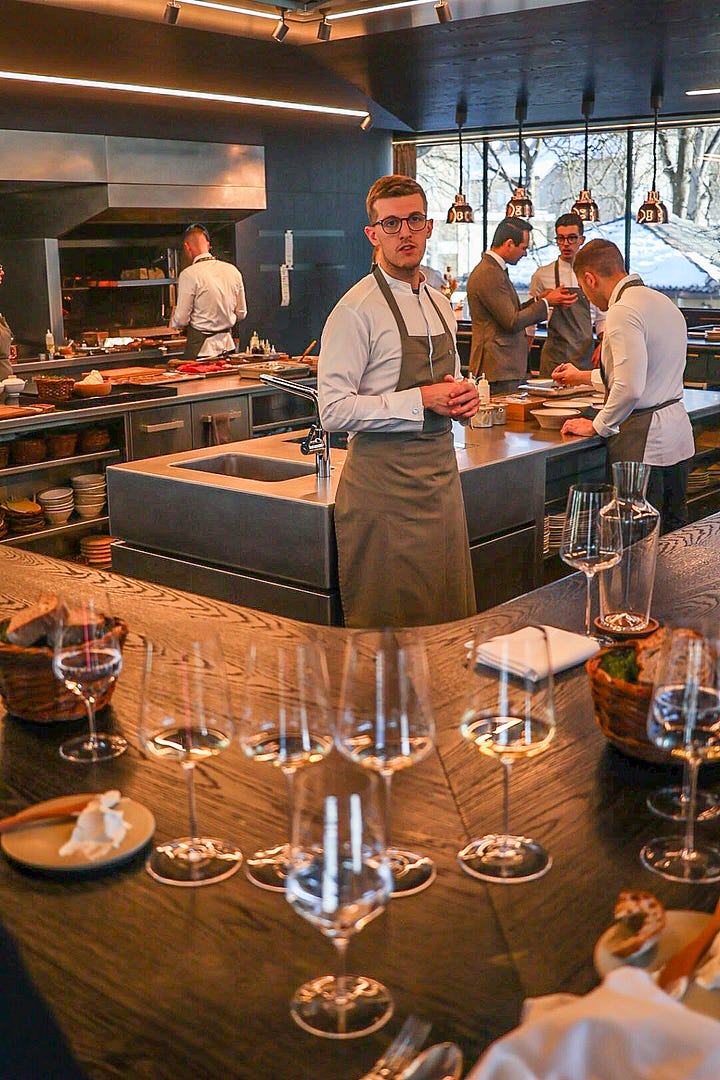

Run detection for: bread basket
[[0, 617, 128, 723], [79, 427, 111, 453], [10, 436, 47, 465], [34, 376, 75, 404], [46, 430, 78, 459], [586, 645, 662, 761]]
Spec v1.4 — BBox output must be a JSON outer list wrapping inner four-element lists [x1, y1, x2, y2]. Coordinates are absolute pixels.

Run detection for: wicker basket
[[10, 436, 47, 465], [46, 430, 78, 459], [0, 445, 9, 469], [79, 427, 111, 454], [586, 645, 667, 763], [35, 376, 75, 404], [0, 618, 128, 723]]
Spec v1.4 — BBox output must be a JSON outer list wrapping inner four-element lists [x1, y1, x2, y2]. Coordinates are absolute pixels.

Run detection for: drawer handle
[[139, 420, 186, 434], [201, 412, 244, 423]]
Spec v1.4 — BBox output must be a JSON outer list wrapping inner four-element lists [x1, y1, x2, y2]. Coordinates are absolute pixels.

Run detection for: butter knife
[[0, 796, 92, 834]]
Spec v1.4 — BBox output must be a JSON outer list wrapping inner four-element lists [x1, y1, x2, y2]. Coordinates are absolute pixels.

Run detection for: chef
[[318, 174, 479, 628], [170, 224, 247, 359], [528, 214, 604, 376], [0, 262, 16, 380]]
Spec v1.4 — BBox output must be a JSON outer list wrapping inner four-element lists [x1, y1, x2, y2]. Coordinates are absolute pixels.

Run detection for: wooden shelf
[[0, 515, 109, 546], [63, 278, 176, 290], [0, 449, 122, 479]]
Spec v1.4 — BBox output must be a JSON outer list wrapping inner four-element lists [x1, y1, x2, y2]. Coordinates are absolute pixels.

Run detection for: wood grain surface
[[0, 522, 719, 1079]]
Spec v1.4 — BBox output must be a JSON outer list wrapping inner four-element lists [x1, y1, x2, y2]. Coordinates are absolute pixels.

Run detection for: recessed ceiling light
[[686, 87, 720, 96]]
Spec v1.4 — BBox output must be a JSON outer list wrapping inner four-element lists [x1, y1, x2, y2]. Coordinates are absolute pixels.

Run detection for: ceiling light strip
[[0, 70, 368, 118], [180, 0, 278, 19], [328, 0, 432, 22]]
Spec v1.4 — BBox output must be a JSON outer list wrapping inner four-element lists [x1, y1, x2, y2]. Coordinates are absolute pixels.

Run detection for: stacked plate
[[545, 512, 566, 556], [38, 486, 74, 526], [71, 472, 107, 519], [79, 533, 115, 568], [3, 498, 46, 534], [688, 466, 710, 494]]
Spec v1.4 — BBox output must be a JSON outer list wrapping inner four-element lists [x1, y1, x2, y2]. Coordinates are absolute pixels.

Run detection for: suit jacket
[[467, 252, 548, 381]]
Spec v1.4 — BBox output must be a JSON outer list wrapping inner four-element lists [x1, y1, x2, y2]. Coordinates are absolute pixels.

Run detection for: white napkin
[[466, 968, 720, 1080], [473, 625, 599, 681], [59, 789, 130, 861]]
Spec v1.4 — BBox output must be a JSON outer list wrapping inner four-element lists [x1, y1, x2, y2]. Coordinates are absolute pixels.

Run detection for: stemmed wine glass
[[238, 638, 332, 891], [286, 763, 393, 1039], [336, 629, 435, 897], [647, 758, 720, 823], [52, 594, 127, 763], [138, 634, 242, 887], [560, 483, 623, 636], [641, 630, 720, 882], [458, 625, 556, 883]]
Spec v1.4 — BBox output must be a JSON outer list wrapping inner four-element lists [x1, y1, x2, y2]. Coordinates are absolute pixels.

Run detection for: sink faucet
[[259, 373, 331, 479]]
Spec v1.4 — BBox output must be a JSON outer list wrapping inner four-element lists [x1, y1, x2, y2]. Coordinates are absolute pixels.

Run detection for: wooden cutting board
[[0, 404, 56, 419], [86, 367, 167, 382], [494, 395, 549, 421]]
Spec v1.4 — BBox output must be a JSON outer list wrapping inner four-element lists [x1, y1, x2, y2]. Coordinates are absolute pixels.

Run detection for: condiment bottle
[[45, 329, 55, 360], [477, 371, 490, 405]]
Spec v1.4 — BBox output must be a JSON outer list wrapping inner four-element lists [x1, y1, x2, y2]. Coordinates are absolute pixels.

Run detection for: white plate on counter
[[542, 397, 596, 409]]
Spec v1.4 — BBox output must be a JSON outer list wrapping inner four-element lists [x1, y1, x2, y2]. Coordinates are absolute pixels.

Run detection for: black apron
[[181, 257, 235, 360], [0, 315, 12, 380], [538, 260, 594, 376], [601, 277, 681, 464], [334, 266, 476, 628]]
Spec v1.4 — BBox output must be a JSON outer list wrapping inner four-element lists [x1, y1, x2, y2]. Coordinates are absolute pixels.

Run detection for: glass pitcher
[[599, 461, 660, 633]]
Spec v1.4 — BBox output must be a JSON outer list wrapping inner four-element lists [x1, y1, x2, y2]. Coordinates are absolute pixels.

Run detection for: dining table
[[1, 515, 720, 1079]]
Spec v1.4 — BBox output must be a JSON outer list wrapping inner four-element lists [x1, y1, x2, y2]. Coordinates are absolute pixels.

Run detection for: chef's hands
[[542, 286, 579, 308], [551, 362, 594, 387], [561, 417, 595, 437], [421, 374, 479, 419]]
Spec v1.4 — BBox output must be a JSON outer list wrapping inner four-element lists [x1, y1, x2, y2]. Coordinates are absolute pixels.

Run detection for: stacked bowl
[[71, 472, 107, 519], [37, 486, 74, 526]]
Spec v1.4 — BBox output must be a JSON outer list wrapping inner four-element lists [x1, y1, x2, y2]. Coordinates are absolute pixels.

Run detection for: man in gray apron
[[318, 175, 479, 628], [555, 239, 694, 532], [528, 214, 604, 377], [170, 224, 247, 359], [0, 262, 15, 380]]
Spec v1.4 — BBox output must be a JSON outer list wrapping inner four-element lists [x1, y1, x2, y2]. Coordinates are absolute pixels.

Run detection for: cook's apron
[[0, 314, 12, 379], [539, 261, 594, 376], [600, 277, 682, 465], [334, 266, 476, 628]]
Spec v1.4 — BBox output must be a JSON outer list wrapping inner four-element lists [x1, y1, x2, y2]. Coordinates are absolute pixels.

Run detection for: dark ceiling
[[2, 1, 720, 137]]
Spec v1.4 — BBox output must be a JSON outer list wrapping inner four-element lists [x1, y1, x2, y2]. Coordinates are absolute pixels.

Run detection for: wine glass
[[458, 625, 556, 883], [52, 594, 127, 763], [647, 758, 720, 823], [286, 763, 393, 1039], [336, 629, 435, 898], [560, 483, 623, 636], [641, 630, 720, 882], [138, 634, 242, 887], [238, 638, 332, 891]]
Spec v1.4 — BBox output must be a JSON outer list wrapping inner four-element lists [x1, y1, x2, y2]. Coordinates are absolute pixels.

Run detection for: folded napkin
[[59, 790, 130, 861], [467, 968, 720, 1080], [473, 625, 599, 681]]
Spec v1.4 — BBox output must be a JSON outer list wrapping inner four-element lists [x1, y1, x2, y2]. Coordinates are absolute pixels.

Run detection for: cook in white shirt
[[170, 224, 247, 359], [553, 239, 694, 532]]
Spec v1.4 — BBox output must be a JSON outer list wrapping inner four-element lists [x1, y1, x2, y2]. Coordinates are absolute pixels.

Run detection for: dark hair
[[573, 238, 626, 278], [366, 175, 428, 222], [555, 212, 584, 235], [183, 223, 211, 242], [492, 217, 532, 248]]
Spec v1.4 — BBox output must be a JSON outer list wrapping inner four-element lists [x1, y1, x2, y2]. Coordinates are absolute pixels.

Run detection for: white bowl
[[74, 496, 106, 507], [74, 505, 106, 519], [39, 499, 74, 511], [530, 408, 581, 430], [71, 473, 105, 487], [44, 508, 74, 525], [525, 378, 556, 388], [38, 487, 74, 501], [2, 377, 26, 394]]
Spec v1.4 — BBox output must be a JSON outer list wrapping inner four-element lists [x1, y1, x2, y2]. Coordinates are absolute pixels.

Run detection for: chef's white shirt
[[171, 254, 247, 357], [527, 258, 605, 337], [318, 267, 460, 433], [592, 274, 694, 466]]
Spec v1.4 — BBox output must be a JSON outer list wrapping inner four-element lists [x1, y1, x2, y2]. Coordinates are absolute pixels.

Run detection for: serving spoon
[[398, 1043, 463, 1080]]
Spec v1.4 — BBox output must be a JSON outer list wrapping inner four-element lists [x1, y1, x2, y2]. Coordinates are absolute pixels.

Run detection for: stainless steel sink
[[172, 453, 316, 482]]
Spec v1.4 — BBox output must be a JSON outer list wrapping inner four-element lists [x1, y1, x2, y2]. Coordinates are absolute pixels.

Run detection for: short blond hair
[[366, 175, 427, 222]]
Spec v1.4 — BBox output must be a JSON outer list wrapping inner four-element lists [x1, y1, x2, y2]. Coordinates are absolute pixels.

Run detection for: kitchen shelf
[[0, 515, 109, 546], [0, 449, 122, 479], [63, 279, 176, 290]]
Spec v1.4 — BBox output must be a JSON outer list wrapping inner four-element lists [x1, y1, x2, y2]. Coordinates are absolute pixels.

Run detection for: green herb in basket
[[599, 647, 640, 684]]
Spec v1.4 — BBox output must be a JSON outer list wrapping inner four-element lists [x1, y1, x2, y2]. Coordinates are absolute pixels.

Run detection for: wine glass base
[[59, 733, 128, 763], [640, 837, 720, 883], [146, 836, 243, 887], [290, 975, 393, 1039], [458, 833, 552, 883], [387, 847, 436, 897], [244, 843, 288, 892], [647, 787, 720, 823]]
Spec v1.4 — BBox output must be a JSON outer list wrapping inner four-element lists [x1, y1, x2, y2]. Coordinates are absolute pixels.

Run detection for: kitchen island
[[0, 522, 718, 1077]]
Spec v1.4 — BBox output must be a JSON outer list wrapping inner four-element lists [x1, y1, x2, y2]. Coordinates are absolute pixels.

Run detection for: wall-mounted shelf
[[0, 515, 109, 546], [63, 279, 176, 291], [0, 449, 122, 480]]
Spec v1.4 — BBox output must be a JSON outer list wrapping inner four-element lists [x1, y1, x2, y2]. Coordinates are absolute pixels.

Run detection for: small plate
[[1, 793, 155, 872], [542, 398, 596, 409], [595, 909, 720, 1021], [594, 616, 660, 638], [525, 377, 556, 388]]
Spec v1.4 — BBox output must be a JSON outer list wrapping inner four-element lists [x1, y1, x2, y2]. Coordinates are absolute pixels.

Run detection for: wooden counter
[[0, 520, 719, 1078]]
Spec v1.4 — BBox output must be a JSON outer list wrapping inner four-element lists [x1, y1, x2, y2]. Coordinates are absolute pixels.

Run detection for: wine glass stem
[[284, 766, 296, 841], [333, 936, 349, 1012], [183, 762, 199, 840], [502, 762, 512, 838], [682, 757, 700, 858], [584, 571, 593, 636], [83, 694, 98, 755], [381, 771, 394, 850]]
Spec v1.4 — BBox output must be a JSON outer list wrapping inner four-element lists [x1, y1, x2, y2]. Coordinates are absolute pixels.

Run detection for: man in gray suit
[[467, 217, 578, 394]]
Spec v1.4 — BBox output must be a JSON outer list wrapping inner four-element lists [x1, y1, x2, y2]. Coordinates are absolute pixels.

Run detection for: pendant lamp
[[572, 93, 600, 222], [446, 102, 474, 224], [636, 93, 668, 224], [506, 100, 533, 218]]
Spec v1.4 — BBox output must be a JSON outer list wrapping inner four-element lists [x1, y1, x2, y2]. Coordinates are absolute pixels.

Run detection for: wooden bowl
[[73, 381, 112, 398]]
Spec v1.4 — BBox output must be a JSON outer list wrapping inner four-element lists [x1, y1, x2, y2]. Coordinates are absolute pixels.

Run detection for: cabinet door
[[470, 525, 537, 612], [191, 397, 250, 447], [128, 404, 192, 460]]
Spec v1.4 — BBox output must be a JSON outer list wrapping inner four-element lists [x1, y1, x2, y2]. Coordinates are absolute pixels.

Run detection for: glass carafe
[[599, 461, 660, 633]]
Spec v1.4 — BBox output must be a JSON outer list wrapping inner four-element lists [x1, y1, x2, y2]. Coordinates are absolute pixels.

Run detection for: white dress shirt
[[592, 274, 694, 465], [318, 267, 460, 433], [527, 259, 605, 336], [171, 254, 247, 356]]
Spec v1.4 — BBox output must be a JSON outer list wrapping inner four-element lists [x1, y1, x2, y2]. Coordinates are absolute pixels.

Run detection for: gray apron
[[0, 315, 12, 380], [602, 277, 681, 464], [539, 260, 594, 376], [181, 257, 234, 359], [334, 266, 476, 628]]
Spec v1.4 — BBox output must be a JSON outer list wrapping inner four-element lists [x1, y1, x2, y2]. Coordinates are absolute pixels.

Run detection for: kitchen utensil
[[398, 1042, 463, 1080], [0, 795, 93, 833], [298, 339, 317, 359], [658, 897, 720, 993], [360, 1016, 432, 1080]]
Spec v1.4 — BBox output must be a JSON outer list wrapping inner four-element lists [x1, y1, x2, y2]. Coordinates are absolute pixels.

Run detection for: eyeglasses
[[371, 213, 429, 235], [556, 234, 581, 244]]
